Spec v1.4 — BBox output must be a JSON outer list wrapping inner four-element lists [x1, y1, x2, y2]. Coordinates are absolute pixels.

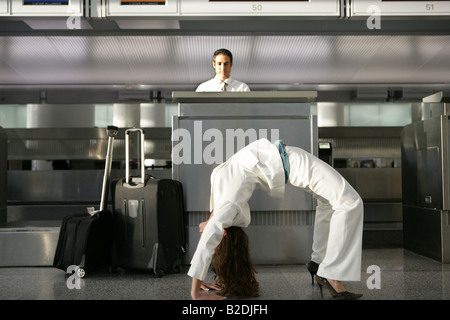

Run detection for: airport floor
[[1, 233, 450, 303], [2, 234, 446, 318]]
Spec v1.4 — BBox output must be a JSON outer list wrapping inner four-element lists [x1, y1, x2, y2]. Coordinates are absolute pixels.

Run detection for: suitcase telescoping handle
[[125, 128, 145, 185], [99, 125, 119, 212]]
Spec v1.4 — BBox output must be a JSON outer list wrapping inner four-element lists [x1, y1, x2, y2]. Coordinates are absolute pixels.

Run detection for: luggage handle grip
[[99, 125, 119, 212], [125, 128, 145, 185]]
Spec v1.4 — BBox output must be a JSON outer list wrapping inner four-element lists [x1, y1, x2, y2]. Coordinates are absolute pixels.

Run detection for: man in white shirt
[[188, 139, 364, 300], [195, 49, 250, 92]]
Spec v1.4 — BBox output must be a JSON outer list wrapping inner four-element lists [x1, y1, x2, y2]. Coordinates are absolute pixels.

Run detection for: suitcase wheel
[[173, 265, 181, 274], [77, 267, 86, 278], [154, 269, 164, 278]]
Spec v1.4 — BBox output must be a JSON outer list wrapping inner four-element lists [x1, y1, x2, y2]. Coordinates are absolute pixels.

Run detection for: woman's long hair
[[211, 227, 259, 298]]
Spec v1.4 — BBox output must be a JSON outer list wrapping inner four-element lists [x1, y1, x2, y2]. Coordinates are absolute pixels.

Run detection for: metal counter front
[[172, 91, 318, 264]]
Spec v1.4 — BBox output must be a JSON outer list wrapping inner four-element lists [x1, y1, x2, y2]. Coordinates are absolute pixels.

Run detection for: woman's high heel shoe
[[306, 261, 319, 285], [315, 275, 362, 300]]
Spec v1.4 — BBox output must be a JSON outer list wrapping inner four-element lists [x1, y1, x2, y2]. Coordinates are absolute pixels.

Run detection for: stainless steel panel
[[187, 224, 313, 265], [7, 205, 95, 226], [6, 127, 172, 161], [402, 114, 450, 263], [173, 112, 317, 212], [337, 168, 402, 201], [180, 103, 313, 117], [318, 127, 402, 160], [0, 228, 59, 266], [0, 127, 6, 226], [172, 91, 318, 104], [173, 93, 318, 264], [7, 169, 172, 203], [186, 210, 315, 264], [422, 92, 450, 103], [8, 170, 105, 203], [443, 116, 450, 210], [403, 206, 450, 263], [363, 202, 403, 230], [401, 116, 449, 210]]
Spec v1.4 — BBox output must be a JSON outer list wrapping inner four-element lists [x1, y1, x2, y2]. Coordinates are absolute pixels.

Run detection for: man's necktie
[[221, 82, 227, 92]]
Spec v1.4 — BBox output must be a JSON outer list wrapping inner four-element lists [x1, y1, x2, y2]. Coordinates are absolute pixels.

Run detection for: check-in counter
[[172, 91, 317, 264], [318, 127, 403, 232]]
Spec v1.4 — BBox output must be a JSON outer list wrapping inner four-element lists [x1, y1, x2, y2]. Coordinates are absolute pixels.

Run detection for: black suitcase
[[111, 128, 187, 277], [53, 125, 118, 277]]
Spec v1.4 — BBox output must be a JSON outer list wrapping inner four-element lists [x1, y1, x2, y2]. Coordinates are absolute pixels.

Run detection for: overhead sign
[[180, 0, 341, 16], [209, 0, 308, 1], [23, 1, 69, 4], [350, 0, 450, 16], [108, 0, 178, 15], [11, 0, 83, 15], [120, 0, 165, 4]]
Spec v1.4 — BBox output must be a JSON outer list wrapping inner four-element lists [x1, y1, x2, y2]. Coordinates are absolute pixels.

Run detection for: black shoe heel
[[306, 261, 319, 285], [317, 282, 324, 298], [314, 275, 363, 300]]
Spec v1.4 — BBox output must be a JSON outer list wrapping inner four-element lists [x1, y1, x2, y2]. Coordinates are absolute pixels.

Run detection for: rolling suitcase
[[111, 128, 187, 277], [53, 125, 119, 277]]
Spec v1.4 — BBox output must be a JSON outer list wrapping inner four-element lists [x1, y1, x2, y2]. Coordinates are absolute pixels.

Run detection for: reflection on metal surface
[[173, 92, 317, 264], [172, 91, 318, 104], [337, 168, 401, 201], [0, 127, 6, 226], [8, 169, 172, 203], [402, 112, 450, 263], [3, 125, 173, 266], [402, 116, 449, 210], [173, 93, 317, 212], [0, 227, 59, 266], [186, 212, 315, 264], [6, 127, 172, 160]]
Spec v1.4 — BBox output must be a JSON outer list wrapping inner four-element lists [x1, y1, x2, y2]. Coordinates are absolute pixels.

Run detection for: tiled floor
[[1, 248, 449, 301]]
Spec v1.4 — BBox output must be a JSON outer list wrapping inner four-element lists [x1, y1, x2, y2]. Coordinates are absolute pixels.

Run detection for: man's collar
[[214, 75, 231, 84]]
